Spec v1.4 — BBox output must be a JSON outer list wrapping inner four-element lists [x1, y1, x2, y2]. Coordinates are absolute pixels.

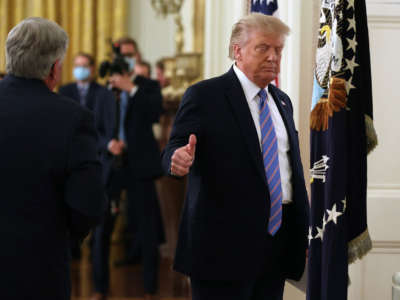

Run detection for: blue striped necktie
[[258, 89, 282, 236]]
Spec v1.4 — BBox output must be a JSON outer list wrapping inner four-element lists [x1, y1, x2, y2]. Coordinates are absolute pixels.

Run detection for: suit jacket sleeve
[[96, 89, 116, 153], [161, 85, 201, 176], [64, 109, 106, 241], [134, 79, 163, 124]]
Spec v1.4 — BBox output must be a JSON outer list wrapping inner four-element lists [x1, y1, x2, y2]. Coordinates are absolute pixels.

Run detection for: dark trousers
[[91, 165, 164, 294], [191, 276, 285, 300], [92, 208, 117, 294], [190, 204, 293, 300]]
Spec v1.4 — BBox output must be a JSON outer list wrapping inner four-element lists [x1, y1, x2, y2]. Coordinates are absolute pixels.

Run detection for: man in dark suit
[[0, 17, 106, 300], [162, 13, 309, 300], [59, 53, 116, 260], [59, 52, 116, 186], [90, 37, 165, 300]]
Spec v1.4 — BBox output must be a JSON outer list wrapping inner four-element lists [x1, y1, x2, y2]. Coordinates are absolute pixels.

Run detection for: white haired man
[[0, 17, 106, 300], [162, 13, 309, 300]]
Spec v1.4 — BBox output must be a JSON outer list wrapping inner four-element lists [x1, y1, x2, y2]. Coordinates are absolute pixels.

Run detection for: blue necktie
[[118, 91, 128, 143], [258, 89, 282, 236], [78, 86, 88, 106]]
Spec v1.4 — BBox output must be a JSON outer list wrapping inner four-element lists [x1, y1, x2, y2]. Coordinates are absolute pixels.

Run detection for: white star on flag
[[315, 226, 324, 241], [322, 213, 328, 229], [347, 16, 356, 32], [345, 56, 359, 74], [326, 204, 343, 224], [346, 78, 356, 94], [308, 227, 314, 244], [347, 0, 355, 10], [346, 37, 358, 52]]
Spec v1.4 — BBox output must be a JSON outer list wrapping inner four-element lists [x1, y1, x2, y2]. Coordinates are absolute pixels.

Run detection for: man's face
[[234, 30, 285, 88], [135, 64, 150, 78], [74, 55, 91, 69], [73, 55, 93, 81], [156, 67, 164, 81], [120, 43, 138, 60]]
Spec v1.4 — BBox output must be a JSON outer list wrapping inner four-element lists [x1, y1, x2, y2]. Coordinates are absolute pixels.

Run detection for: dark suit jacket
[[59, 81, 116, 183], [124, 75, 163, 179], [162, 68, 309, 281], [0, 75, 106, 300]]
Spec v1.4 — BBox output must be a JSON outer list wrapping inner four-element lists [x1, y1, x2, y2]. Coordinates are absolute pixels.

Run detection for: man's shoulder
[[188, 70, 232, 93], [90, 81, 113, 96], [59, 82, 76, 92], [55, 91, 90, 113], [135, 75, 160, 89], [269, 84, 290, 99]]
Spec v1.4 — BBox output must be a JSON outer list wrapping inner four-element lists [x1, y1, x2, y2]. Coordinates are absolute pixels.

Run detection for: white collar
[[233, 64, 269, 101]]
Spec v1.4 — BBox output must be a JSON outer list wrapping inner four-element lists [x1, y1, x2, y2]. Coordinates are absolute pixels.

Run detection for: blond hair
[[229, 13, 290, 60]]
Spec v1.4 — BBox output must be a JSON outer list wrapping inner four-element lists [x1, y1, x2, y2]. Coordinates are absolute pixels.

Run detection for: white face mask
[[124, 57, 136, 72]]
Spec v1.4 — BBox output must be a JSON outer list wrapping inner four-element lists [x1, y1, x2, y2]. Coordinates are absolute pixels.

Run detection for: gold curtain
[[0, 0, 128, 85]]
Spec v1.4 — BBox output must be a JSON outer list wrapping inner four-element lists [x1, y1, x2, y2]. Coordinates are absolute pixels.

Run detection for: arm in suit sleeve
[[64, 109, 107, 241], [96, 89, 116, 153], [161, 85, 201, 177], [143, 80, 163, 124]]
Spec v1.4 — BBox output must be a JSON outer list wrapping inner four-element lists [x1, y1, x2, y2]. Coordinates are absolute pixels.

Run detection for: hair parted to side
[[228, 13, 290, 60], [6, 17, 68, 79], [116, 36, 138, 51], [75, 52, 95, 66]]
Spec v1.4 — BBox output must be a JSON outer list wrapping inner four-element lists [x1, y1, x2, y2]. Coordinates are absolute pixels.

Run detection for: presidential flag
[[250, 0, 278, 16], [307, 0, 377, 299], [250, 0, 279, 86]]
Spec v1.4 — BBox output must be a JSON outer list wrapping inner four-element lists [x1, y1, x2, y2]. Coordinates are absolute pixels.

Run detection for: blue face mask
[[124, 57, 136, 72], [73, 66, 91, 81]]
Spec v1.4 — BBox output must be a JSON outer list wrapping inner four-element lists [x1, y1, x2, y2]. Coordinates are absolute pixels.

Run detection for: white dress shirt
[[233, 64, 293, 204]]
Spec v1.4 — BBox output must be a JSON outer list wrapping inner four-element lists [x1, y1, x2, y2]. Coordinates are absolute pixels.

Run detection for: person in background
[[155, 59, 170, 88], [59, 53, 116, 260], [0, 17, 106, 300], [161, 13, 309, 300], [59, 52, 116, 185], [90, 37, 165, 300], [135, 60, 151, 78], [0, 72, 5, 80]]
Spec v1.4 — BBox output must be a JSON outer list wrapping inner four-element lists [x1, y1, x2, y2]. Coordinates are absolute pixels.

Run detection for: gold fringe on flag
[[310, 77, 348, 131], [365, 114, 378, 155], [348, 228, 372, 264]]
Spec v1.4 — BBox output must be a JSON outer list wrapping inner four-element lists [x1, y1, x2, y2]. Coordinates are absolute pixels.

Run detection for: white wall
[[127, 0, 194, 76], [203, 0, 247, 78]]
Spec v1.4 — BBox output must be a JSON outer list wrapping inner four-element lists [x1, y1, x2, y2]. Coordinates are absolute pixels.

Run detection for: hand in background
[[117, 140, 126, 151], [108, 139, 123, 156], [109, 73, 135, 93], [170, 134, 197, 177]]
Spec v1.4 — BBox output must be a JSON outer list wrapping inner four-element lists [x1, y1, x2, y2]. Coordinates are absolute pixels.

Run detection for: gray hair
[[6, 17, 69, 79], [229, 13, 290, 60]]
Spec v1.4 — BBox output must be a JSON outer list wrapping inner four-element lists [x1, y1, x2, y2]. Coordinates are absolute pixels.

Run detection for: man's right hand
[[170, 134, 197, 177], [108, 139, 123, 156]]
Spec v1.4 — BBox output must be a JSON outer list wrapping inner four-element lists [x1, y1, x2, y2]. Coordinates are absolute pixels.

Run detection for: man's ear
[[43, 60, 60, 90], [49, 60, 61, 79], [233, 44, 241, 61]]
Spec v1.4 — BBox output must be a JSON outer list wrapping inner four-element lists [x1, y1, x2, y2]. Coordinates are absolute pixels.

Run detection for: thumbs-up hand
[[170, 134, 197, 177]]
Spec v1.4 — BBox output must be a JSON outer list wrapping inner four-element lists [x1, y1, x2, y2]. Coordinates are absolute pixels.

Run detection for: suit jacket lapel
[[85, 82, 96, 110], [71, 84, 81, 104], [268, 84, 297, 147], [126, 77, 140, 116], [224, 68, 267, 184]]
